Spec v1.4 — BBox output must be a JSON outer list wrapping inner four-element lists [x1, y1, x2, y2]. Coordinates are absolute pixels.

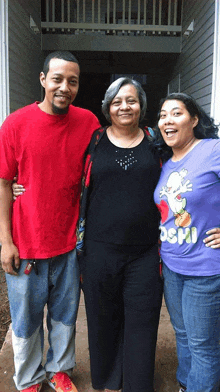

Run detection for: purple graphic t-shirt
[[154, 139, 220, 276]]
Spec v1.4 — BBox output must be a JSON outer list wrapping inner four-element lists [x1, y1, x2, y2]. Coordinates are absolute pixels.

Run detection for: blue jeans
[[6, 249, 80, 390], [163, 263, 220, 392]]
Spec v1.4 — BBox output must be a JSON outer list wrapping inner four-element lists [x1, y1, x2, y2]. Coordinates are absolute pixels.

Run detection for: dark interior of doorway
[[74, 73, 111, 127]]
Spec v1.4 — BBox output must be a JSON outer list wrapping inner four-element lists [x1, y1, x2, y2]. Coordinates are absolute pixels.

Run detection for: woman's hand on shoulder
[[204, 228, 220, 249], [12, 177, 25, 200]]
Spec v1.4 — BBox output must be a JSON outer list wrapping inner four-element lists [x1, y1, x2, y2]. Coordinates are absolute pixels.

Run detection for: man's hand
[[1, 243, 20, 275]]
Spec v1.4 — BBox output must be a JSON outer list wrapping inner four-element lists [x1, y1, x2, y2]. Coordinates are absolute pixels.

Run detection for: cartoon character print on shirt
[[158, 169, 192, 227], [156, 169, 198, 245]]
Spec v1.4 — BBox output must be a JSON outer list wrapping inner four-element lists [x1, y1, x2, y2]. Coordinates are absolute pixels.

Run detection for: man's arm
[[0, 178, 20, 275]]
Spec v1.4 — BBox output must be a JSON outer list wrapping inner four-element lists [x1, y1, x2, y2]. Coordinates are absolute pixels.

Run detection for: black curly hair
[[43, 51, 79, 77], [153, 93, 219, 161]]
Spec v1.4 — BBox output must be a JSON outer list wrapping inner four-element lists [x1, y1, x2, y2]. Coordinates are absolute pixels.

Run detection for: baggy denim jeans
[[163, 263, 220, 392], [6, 249, 80, 391]]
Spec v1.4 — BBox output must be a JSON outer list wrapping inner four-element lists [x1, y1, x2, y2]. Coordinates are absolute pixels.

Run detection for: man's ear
[[39, 72, 46, 88]]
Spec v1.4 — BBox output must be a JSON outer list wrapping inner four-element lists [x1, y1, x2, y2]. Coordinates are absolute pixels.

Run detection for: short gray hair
[[102, 77, 147, 123]]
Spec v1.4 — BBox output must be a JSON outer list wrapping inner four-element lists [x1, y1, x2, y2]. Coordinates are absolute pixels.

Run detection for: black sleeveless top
[[85, 132, 161, 246]]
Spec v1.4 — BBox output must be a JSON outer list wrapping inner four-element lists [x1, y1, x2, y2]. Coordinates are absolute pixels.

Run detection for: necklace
[[126, 129, 141, 148], [108, 128, 142, 148]]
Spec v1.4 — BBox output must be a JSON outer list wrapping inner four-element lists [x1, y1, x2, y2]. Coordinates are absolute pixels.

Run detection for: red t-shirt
[[0, 102, 100, 258]]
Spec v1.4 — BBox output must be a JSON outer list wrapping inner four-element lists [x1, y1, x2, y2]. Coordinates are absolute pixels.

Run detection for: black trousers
[[80, 240, 163, 392]]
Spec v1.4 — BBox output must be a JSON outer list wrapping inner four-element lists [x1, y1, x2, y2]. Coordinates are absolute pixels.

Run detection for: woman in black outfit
[[77, 77, 163, 392]]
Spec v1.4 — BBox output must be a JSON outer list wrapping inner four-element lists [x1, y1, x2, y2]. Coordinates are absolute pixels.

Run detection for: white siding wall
[[8, 0, 43, 113], [0, 0, 10, 125], [210, 0, 220, 125], [169, 0, 215, 114]]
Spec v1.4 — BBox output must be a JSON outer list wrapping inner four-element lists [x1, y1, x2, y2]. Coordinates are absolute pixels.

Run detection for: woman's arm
[[12, 177, 25, 200]]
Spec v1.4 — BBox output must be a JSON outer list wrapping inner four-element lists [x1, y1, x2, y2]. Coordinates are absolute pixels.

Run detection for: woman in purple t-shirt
[[154, 93, 220, 392]]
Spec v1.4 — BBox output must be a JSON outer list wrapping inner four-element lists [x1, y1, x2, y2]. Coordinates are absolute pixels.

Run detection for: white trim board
[[0, 0, 10, 125], [211, 0, 220, 127]]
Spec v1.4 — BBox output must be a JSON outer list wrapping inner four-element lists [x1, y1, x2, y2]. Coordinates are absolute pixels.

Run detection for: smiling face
[[39, 58, 80, 115], [158, 99, 198, 151], [109, 84, 141, 129]]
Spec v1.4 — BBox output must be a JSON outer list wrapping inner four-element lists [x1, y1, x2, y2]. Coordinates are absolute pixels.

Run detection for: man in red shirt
[[0, 51, 100, 392]]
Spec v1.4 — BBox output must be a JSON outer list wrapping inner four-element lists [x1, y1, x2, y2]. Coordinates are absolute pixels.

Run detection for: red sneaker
[[48, 372, 78, 392], [21, 383, 42, 392]]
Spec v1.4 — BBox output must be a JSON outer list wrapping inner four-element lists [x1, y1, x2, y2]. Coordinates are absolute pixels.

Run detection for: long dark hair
[[153, 93, 219, 161]]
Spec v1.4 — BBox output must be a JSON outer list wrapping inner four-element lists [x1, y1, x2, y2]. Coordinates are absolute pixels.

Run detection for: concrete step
[[0, 294, 178, 392]]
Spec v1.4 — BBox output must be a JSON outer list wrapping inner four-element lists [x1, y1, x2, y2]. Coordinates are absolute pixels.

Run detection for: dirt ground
[[0, 264, 11, 349]]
